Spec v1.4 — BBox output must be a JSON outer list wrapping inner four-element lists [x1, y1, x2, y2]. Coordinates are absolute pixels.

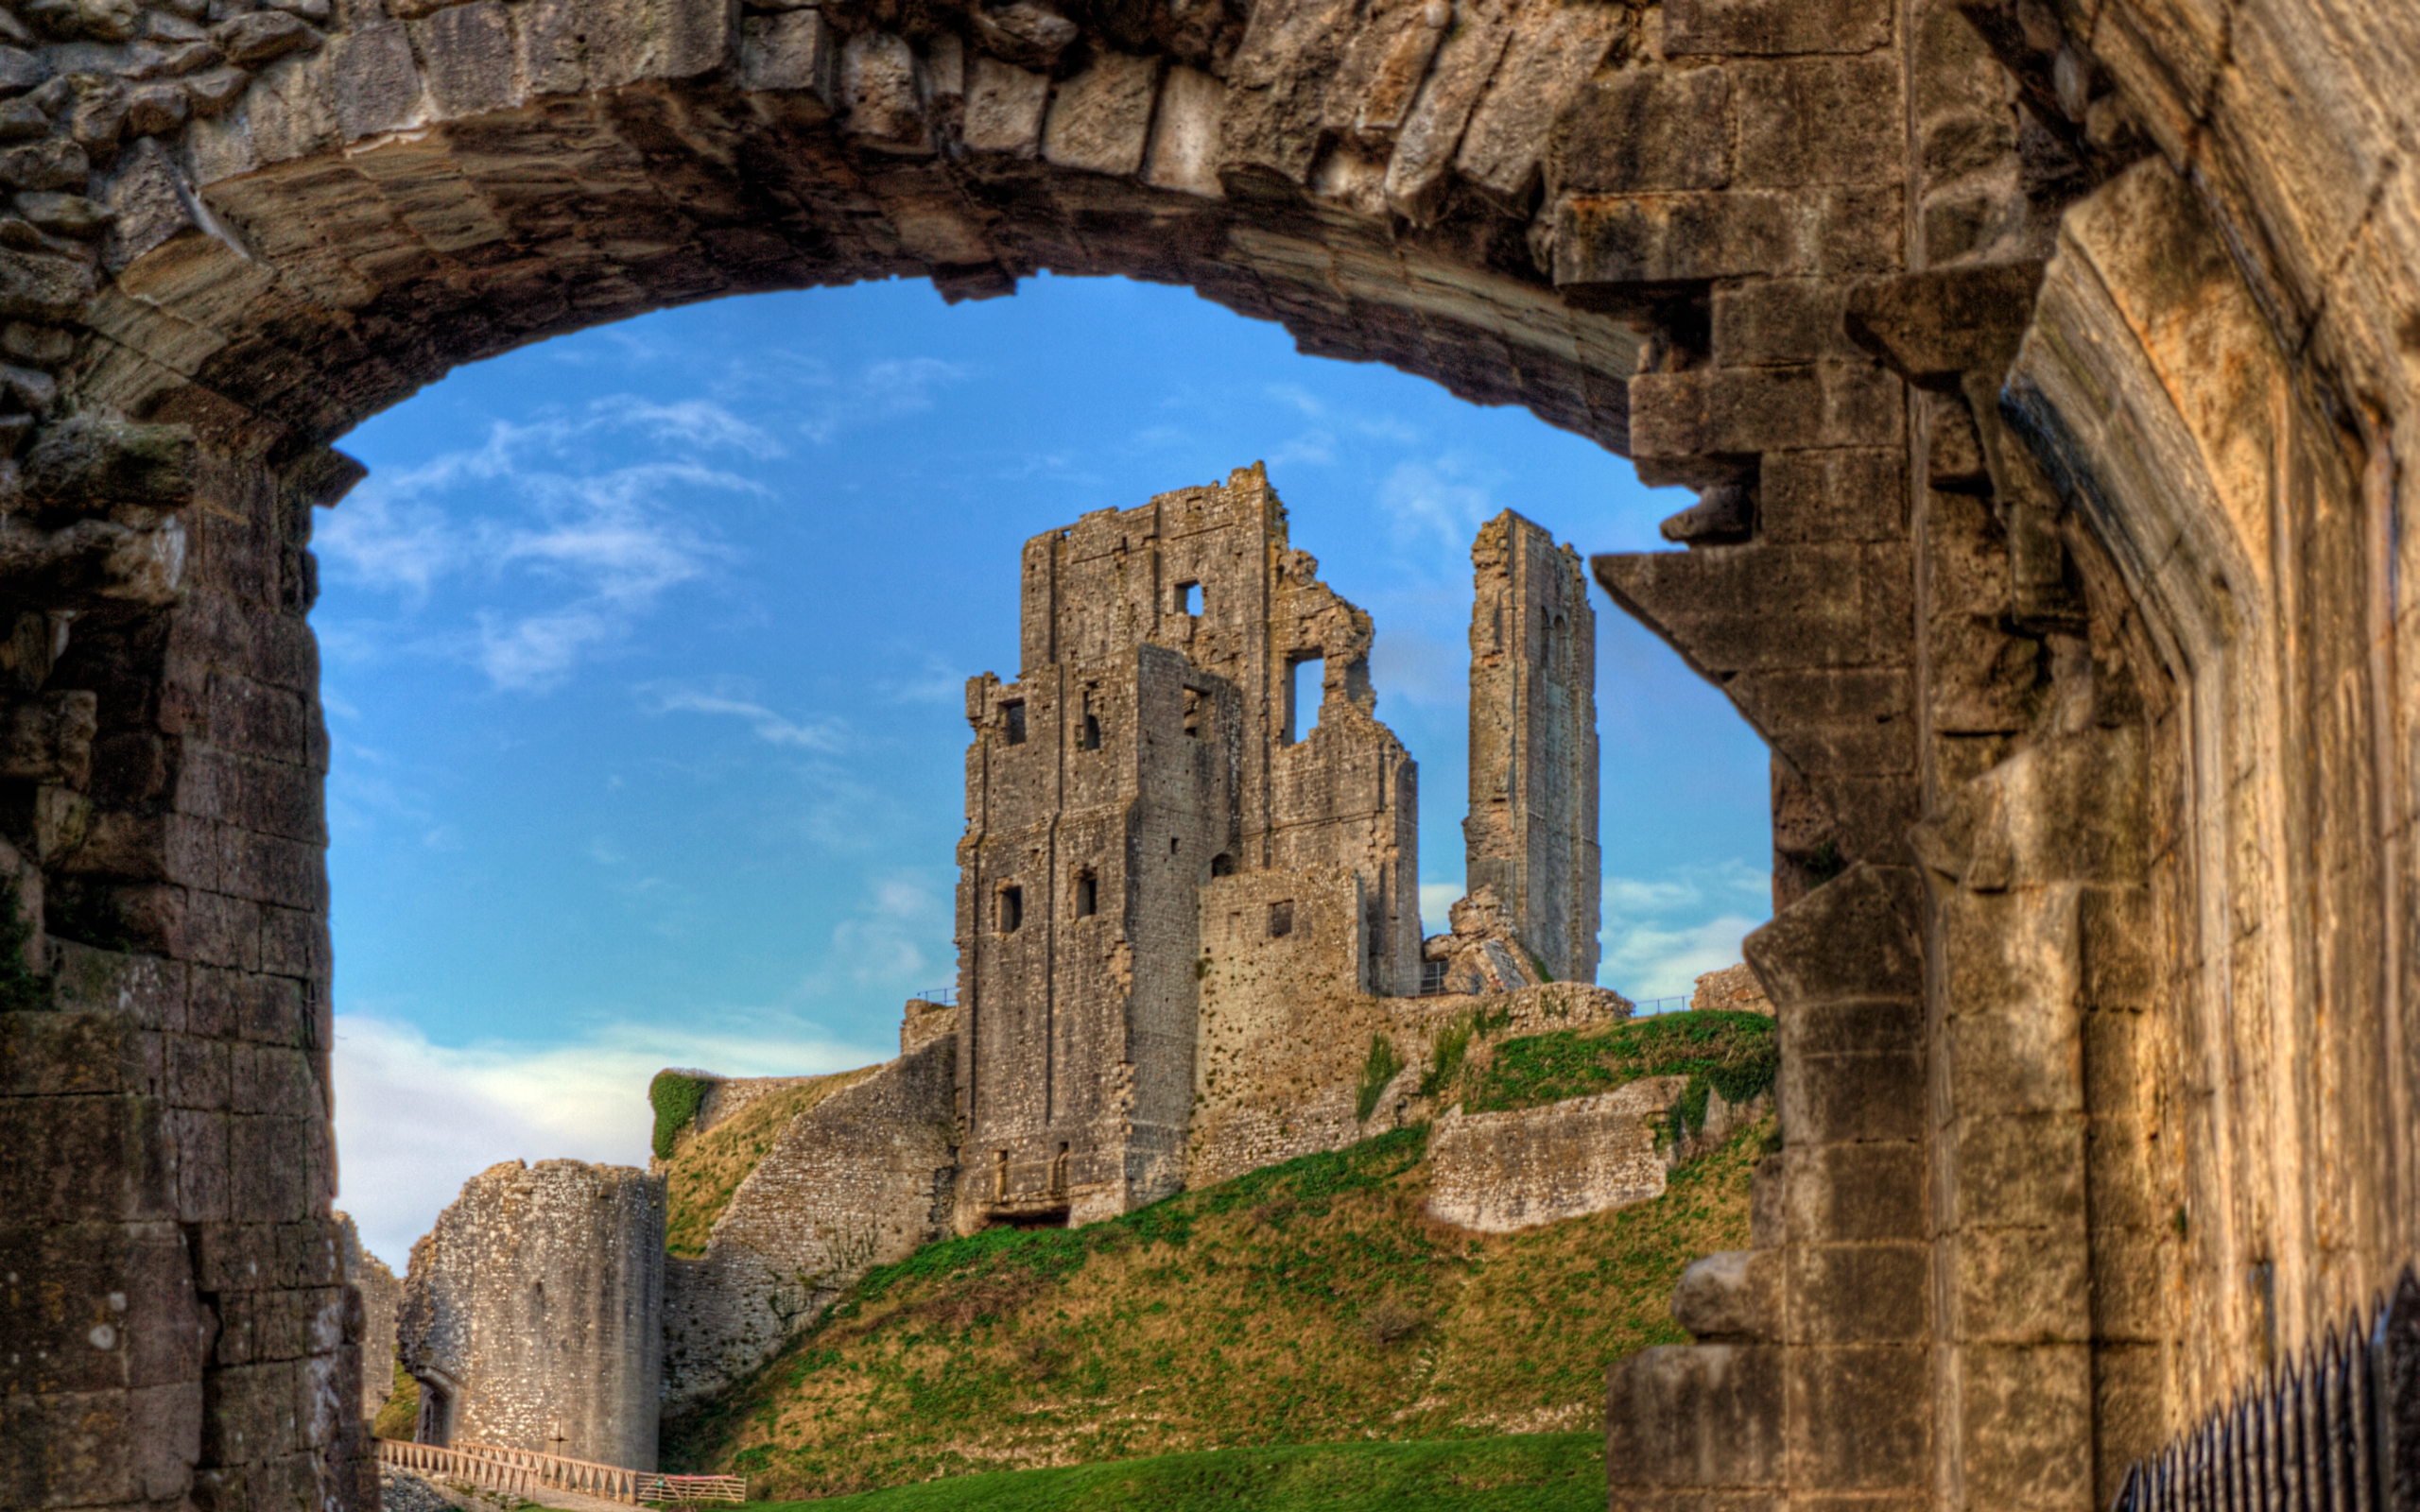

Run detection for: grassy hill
[[664, 1083, 1769, 1500], [729, 1433, 1606, 1510]]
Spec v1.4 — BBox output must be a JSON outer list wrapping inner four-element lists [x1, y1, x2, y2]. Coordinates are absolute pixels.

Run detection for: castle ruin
[[394, 473, 1629, 1430], [10, 0, 2420, 1496]]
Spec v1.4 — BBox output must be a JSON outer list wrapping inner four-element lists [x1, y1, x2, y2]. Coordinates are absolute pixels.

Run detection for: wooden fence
[[2111, 1267, 2420, 1512], [372, 1438, 746, 1506]]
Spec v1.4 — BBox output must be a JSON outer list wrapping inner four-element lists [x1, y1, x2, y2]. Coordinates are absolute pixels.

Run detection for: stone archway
[[4, 0, 2417, 1506]]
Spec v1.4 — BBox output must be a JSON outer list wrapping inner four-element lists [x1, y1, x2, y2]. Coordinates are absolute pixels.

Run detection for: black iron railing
[[2113, 1269, 2420, 1512]]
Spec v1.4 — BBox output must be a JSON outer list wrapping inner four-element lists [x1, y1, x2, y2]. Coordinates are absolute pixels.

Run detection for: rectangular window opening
[[1080, 687, 1100, 750], [1288, 656, 1325, 744], [1184, 688, 1209, 740], [1074, 870, 1098, 918], [1003, 701, 1027, 745], [994, 1149, 1009, 1200], [998, 885, 1023, 934], [1269, 899, 1294, 938], [1177, 580, 1201, 616]]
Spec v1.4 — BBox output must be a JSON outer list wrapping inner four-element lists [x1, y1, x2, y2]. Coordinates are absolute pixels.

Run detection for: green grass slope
[[666, 1109, 1769, 1500], [727, 1433, 1604, 1511]]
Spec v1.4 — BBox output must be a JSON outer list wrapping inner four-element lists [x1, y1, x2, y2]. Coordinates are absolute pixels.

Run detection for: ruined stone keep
[[956, 465, 1427, 1228], [1, 0, 2416, 1502]]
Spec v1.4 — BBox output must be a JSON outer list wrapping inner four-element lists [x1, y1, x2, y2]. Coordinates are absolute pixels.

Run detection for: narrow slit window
[[1177, 580, 1201, 616], [1074, 869, 1098, 918], [1079, 687, 1100, 750], [1288, 656, 1325, 744], [1003, 701, 1027, 745], [1051, 1143, 1070, 1193], [998, 885, 1023, 934], [1184, 688, 1209, 739], [1269, 899, 1294, 938], [994, 1149, 1009, 1200]]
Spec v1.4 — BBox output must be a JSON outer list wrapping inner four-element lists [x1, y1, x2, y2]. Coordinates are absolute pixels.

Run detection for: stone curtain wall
[[661, 1034, 955, 1411], [337, 1212, 401, 1422], [1425, 1074, 1683, 1232], [396, 1160, 664, 1470], [0, 0, 2413, 1496]]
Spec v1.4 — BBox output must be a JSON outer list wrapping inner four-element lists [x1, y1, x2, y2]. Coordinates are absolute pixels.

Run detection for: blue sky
[[321, 273, 1772, 1264]]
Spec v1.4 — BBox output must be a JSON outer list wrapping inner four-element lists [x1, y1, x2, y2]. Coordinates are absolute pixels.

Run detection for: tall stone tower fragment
[[1463, 510, 1600, 984]]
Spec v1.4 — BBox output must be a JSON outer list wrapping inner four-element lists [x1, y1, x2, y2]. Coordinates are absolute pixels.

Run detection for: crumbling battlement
[[337, 1211, 400, 1425], [397, 1160, 665, 1470], [660, 1029, 957, 1412]]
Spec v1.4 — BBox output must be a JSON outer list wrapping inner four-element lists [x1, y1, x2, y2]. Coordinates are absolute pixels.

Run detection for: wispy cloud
[[802, 871, 955, 998], [642, 679, 849, 752], [318, 404, 767, 692], [1597, 860, 1771, 1002], [1381, 455, 1500, 556], [333, 1012, 882, 1268], [800, 357, 972, 444], [1265, 383, 1324, 418], [878, 654, 964, 706]]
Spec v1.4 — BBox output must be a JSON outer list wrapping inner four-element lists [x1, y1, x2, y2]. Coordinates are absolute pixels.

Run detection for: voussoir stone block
[[1546, 63, 1733, 198], [1743, 864, 1924, 1007], [1672, 1248, 1781, 1341], [1607, 1343, 1786, 1487], [1554, 186, 1904, 288], [1665, 0, 1893, 55], [1042, 51, 1159, 177]]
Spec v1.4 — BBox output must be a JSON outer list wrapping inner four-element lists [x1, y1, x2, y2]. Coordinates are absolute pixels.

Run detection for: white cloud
[[1381, 455, 1499, 556], [804, 871, 955, 999], [1268, 430, 1338, 467], [320, 407, 766, 692], [593, 396, 782, 458], [1596, 859, 1772, 1004], [332, 1013, 882, 1270], [878, 654, 964, 706], [1420, 881, 1462, 931], [1599, 914, 1761, 1005], [1265, 383, 1324, 418], [642, 680, 849, 752], [1369, 627, 1466, 707], [800, 357, 972, 444]]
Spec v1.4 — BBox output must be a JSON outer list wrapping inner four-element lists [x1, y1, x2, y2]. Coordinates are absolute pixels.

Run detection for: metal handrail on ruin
[[372, 1438, 746, 1506]]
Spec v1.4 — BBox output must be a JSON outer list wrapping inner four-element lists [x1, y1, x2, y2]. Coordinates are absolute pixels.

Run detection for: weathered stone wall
[[396, 1160, 663, 1469], [661, 1033, 955, 1412], [337, 1211, 399, 1422], [1426, 1075, 1684, 1232], [686, 1074, 828, 1142], [1689, 961, 1771, 1015], [0, 0, 2414, 1493], [1186, 977, 1631, 1187], [1464, 509, 1599, 984]]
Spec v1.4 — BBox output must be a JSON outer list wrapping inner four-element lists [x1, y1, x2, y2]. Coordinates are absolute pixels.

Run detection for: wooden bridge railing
[[372, 1438, 746, 1505]]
